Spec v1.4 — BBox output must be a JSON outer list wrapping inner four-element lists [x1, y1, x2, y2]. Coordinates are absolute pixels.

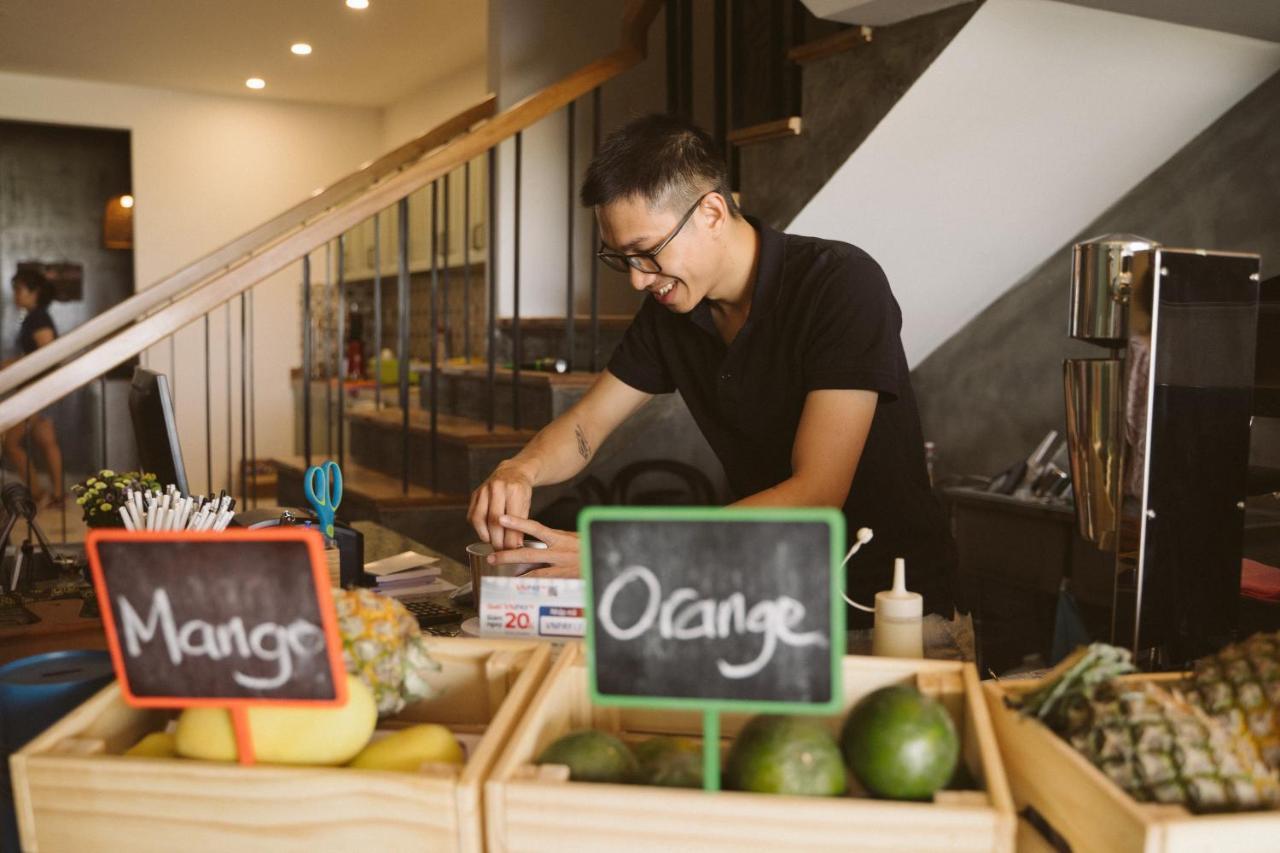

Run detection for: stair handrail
[[0, 95, 496, 399], [0, 0, 664, 433]]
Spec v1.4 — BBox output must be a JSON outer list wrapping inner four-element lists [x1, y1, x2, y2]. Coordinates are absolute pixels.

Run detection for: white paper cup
[[465, 540, 549, 611]]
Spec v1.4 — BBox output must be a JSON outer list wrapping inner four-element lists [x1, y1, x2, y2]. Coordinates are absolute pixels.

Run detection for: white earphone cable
[[841, 527, 877, 613]]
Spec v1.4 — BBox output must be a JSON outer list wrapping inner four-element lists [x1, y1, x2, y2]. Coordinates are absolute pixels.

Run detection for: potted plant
[[71, 469, 162, 528]]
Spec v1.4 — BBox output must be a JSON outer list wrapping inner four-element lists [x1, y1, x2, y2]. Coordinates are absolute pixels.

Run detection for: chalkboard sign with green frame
[[580, 506, 846, 789]]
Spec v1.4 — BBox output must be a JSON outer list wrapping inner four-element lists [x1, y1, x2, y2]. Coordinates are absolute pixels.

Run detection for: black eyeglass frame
[[595, 192, 712, 274]]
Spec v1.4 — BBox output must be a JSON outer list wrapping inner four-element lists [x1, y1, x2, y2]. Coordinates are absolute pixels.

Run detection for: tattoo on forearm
[[575, 424, 591, 461]]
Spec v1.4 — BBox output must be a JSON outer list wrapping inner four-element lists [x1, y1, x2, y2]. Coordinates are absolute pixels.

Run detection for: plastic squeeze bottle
[[872, 558, 924, 659]]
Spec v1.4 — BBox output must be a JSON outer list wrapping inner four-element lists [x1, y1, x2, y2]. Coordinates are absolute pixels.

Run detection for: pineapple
[[1013, 644, 1279, 813], [1183, 631, 1280, 771], [333, 588, 441, 717]]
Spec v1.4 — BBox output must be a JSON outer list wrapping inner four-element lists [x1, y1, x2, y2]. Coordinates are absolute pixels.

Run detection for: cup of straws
[[116, 485, 237, 532]]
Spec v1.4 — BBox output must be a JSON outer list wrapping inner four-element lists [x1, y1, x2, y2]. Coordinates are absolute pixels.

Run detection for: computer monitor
[[128, 367, 189, 495]]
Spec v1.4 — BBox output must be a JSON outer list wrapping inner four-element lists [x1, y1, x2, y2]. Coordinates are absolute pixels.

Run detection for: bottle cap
[[874, 558, 923, 622]]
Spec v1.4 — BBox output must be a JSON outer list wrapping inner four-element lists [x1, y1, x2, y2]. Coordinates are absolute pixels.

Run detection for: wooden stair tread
[[346, 406, 538, 445], [787, 25, 874, 64], [728, 117, 802, 147], [272, 457, 467, 507], [438, 361, 599, 387]]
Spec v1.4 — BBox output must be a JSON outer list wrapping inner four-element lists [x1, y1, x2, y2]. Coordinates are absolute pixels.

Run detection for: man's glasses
[[596, 192, 710, 274]]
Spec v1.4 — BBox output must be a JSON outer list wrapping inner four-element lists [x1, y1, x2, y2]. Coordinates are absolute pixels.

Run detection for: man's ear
[[702, 191, 731, 236]]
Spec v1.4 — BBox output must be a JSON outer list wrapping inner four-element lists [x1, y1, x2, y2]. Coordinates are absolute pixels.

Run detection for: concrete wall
[[739, 3, 979, 229], [788, 0, 1280, 367], [0, 70, 384, 492], [911, 68, 1280, 478]]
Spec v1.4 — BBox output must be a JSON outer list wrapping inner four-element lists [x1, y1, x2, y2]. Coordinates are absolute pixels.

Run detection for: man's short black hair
[[580, 113, 740, 217]]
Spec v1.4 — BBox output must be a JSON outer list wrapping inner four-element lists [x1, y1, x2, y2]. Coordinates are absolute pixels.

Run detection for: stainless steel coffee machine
[[1063, 235, 1262, 664]]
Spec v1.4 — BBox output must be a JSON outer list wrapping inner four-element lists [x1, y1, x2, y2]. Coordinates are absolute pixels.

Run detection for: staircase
[[0, 0, 671, 552], [729, 1, 980, 228]]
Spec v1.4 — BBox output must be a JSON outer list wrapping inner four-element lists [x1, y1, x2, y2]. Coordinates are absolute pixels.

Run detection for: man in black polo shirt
[[468, 114, 954, 624]]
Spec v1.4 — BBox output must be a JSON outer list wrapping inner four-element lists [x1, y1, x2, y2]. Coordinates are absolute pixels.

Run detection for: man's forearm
[[504, 413, 598, 487], [730, 474, 850, 510]]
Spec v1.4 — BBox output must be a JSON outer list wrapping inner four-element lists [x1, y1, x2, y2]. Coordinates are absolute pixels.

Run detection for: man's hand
[[488, 515, 580, 578], [468, 461, 537, 550]]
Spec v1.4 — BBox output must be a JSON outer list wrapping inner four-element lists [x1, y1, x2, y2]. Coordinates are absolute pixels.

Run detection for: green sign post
[[580, 506, 846, 791]]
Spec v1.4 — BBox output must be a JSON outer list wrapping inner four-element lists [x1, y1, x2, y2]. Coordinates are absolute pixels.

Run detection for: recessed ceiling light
[[245, 77, 266, 90], [346, 0, 369, 9], [120, 195, 134, 209], [291, 42, 312, 56]]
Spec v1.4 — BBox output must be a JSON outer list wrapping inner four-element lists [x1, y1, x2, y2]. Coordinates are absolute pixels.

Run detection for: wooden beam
[[727, 117, 802, 147], [787, 25, 874, 64]]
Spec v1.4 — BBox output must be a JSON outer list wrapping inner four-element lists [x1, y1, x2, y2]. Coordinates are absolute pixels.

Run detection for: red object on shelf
[[1241, 558, 1280, 602], [345, 339, 365, 379]]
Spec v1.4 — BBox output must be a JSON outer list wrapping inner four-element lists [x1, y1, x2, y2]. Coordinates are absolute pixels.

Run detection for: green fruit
[[536, 729, 637, 784], [723, 716, 847, 797], [841, 684, 959, 800], [634, 736, 703, 788]]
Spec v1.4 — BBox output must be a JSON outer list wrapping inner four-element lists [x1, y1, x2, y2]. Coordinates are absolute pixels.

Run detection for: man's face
[[596, 194, 720, 313]]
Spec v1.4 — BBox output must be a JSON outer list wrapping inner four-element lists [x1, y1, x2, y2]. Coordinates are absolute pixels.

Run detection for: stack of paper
[[364, 551, 455, 597]]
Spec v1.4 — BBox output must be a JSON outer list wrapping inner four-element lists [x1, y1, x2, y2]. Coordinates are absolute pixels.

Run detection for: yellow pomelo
[[125, 731, 178, 758], [348, 723, 464, 772], [175, 674, 376, 765]]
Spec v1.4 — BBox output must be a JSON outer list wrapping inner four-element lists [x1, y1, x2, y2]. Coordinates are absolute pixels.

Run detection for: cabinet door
[[407, 187, 431, 272], [443, 158, 486, 269], [341, 219, 367, 281], [380, 205, 402, 277]]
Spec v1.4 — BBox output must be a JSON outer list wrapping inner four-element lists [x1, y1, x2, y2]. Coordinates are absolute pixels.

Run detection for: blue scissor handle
[[304, 461, 342, 540]]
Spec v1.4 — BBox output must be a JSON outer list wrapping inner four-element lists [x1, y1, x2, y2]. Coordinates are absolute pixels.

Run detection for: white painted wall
[[381, 58, 490, 150], [789, 0, 1280, 367], [0, 70, 383, 490]]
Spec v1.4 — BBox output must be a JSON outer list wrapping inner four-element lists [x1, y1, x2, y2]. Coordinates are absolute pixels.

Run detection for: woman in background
[[4, 269, 63, 505]]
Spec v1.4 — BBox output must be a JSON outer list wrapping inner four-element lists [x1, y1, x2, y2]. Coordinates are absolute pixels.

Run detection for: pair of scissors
[[304, 461, 343, 541]]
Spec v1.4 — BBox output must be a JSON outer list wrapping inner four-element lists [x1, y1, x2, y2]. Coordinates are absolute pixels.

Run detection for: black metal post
[[512, 130, 523, 431], [337, 233, 346, 473], [98, 376, 107, 470], [566, 101, 576, 372], [373, 212, 383, 410], [325, 241, 334, 456], [486, 147, 497, 432], [666, 0, 694, 117], [397, 197, 411, 494], [590, 86, 602, 372], [429, 181, 440, 492], [302, 254, 313, 468], [204, 313, 211, 492], [249, 290, 258, 508], [240, 295, 247, 503], [714, 0, 727, 154], [442, 172, 451, 362], [225, 302, 232, 495], [464, 160, 472, 363]]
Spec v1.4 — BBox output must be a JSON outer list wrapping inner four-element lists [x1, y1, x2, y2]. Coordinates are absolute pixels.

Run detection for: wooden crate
[[10, 637, 552, 853], [985, 674, 1280, 852], [485, 644, 1015, 852]]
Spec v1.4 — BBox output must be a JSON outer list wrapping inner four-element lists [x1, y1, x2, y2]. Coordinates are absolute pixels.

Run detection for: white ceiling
[[0, 0, 487, 108]]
